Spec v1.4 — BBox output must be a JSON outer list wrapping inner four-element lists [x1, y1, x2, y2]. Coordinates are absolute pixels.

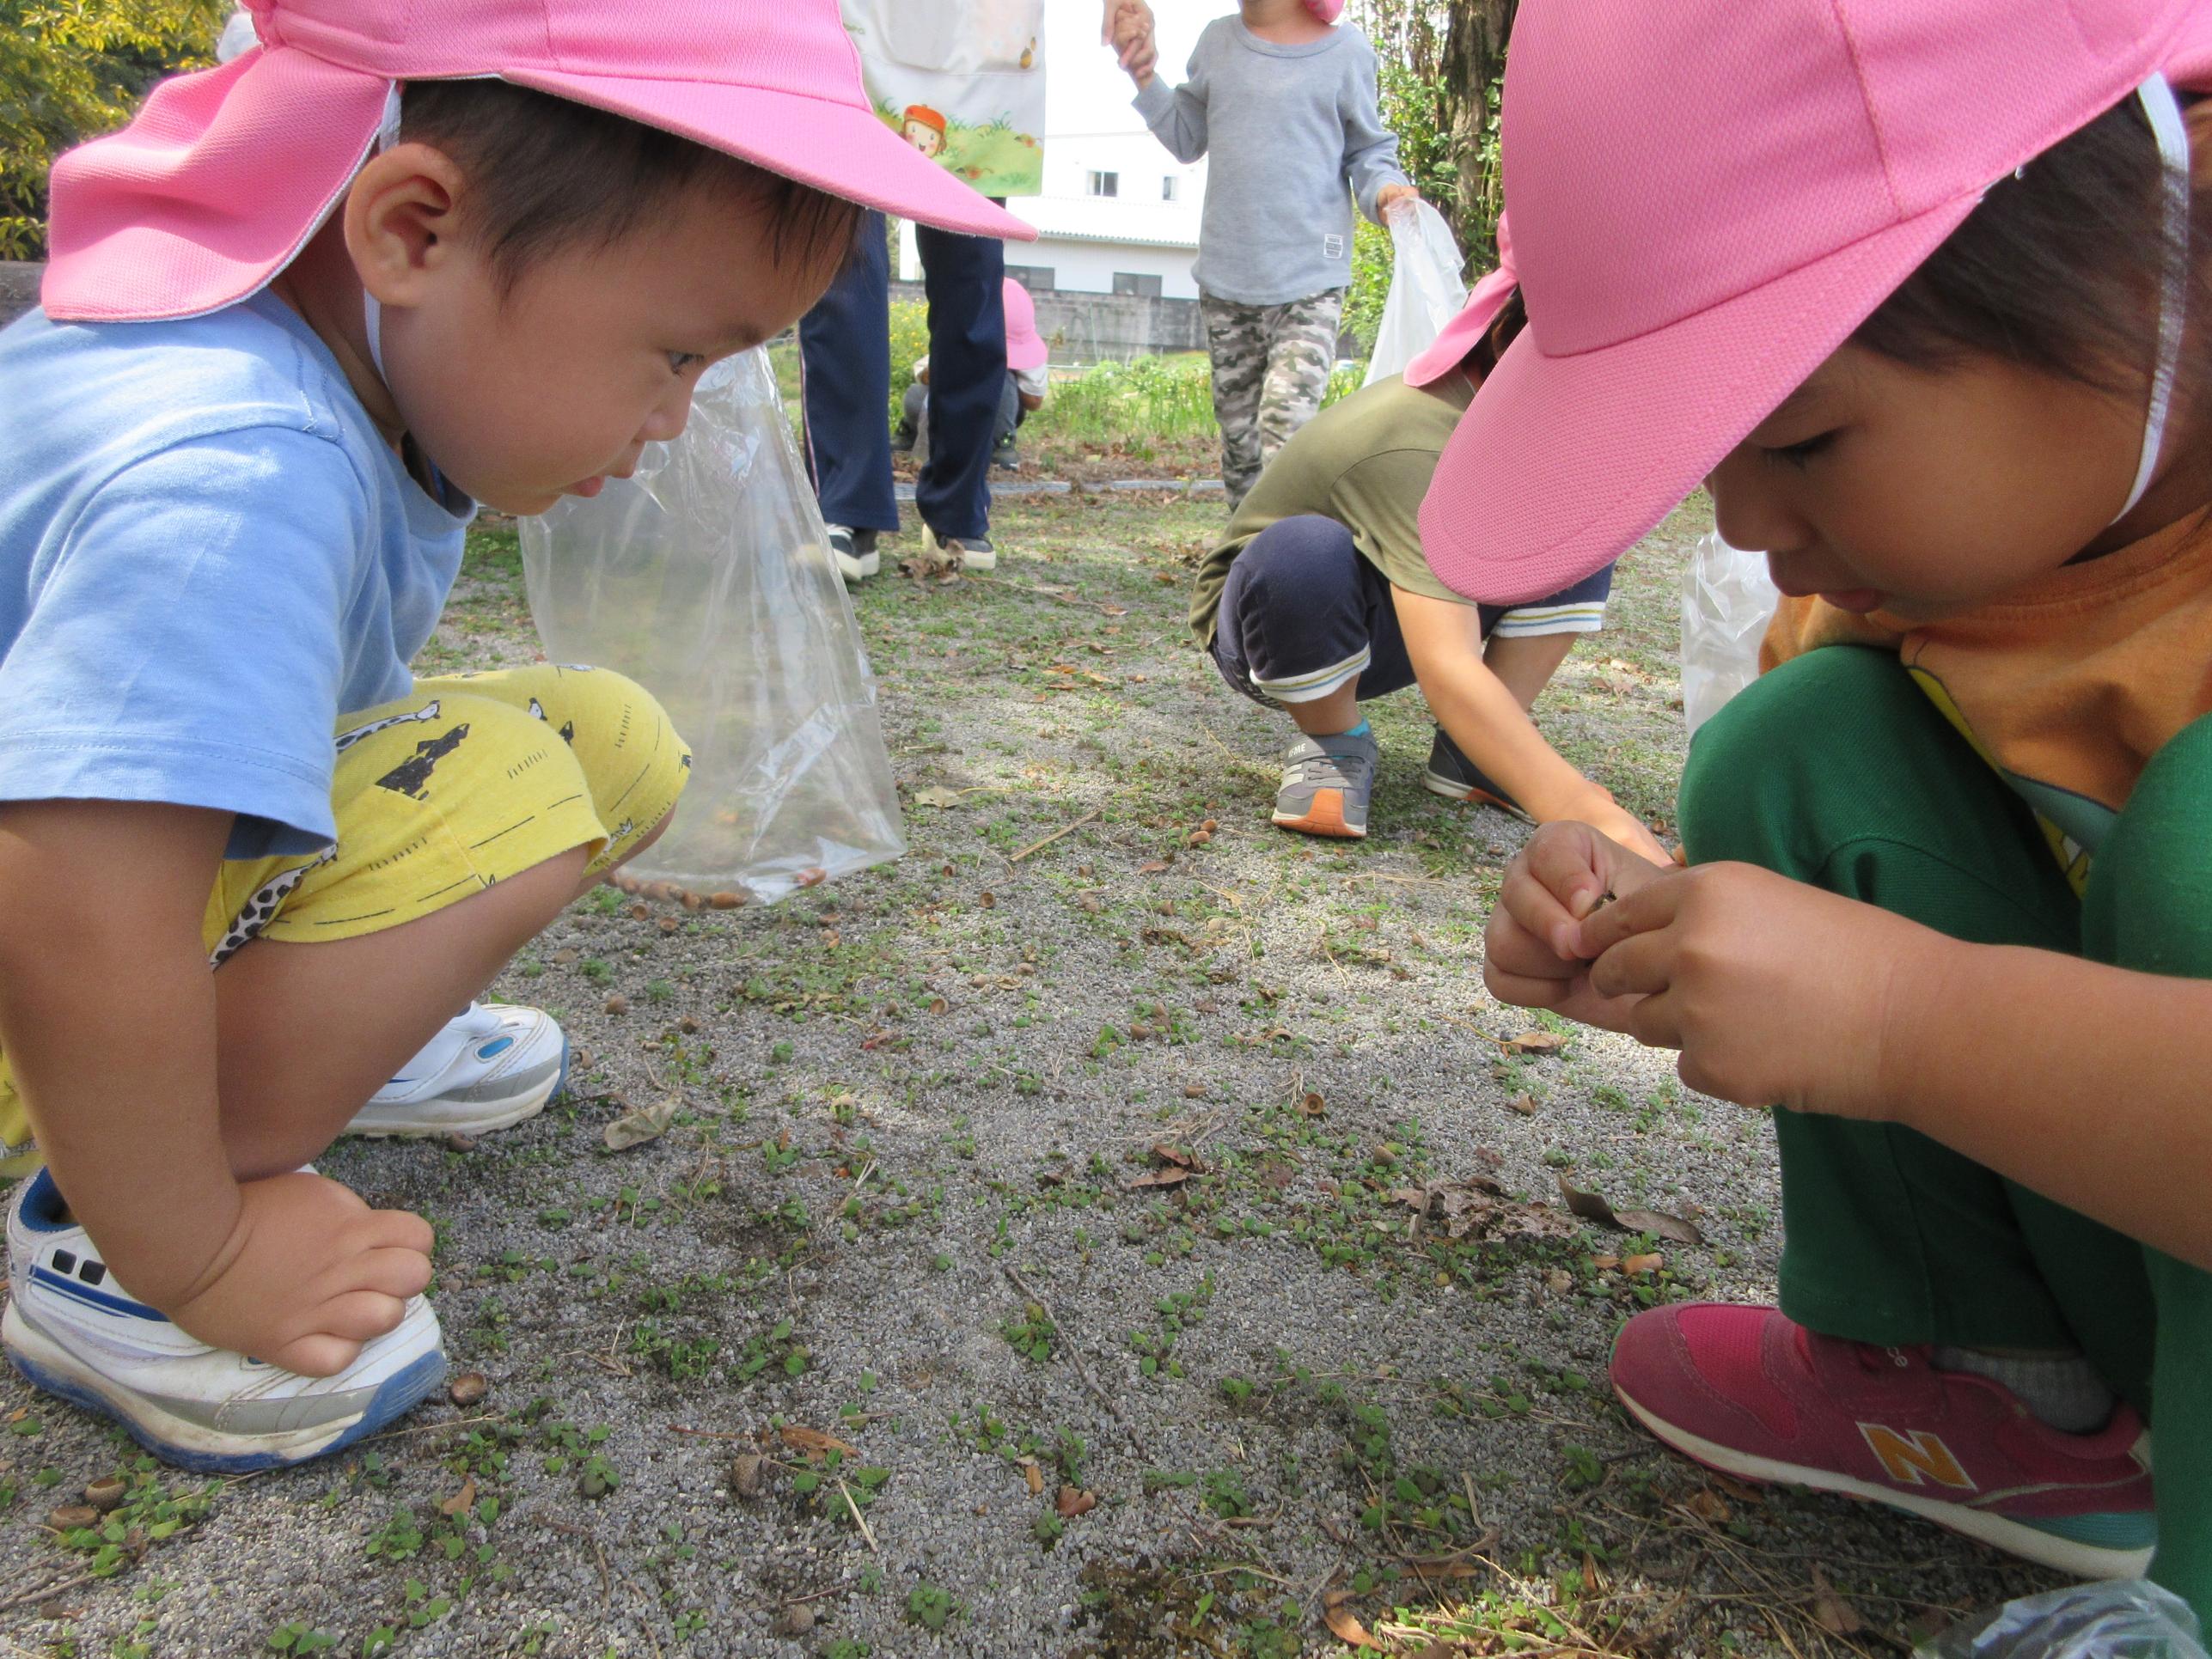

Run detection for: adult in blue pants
[[801, 210, 1006, 580], [805, 0, 1156, 583]]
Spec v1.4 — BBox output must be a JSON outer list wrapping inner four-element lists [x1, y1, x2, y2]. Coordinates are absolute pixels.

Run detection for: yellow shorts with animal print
[[0, 664, 689, 1175]]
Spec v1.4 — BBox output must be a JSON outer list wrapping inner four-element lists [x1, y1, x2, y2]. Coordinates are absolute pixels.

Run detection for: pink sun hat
[[1403, 212, 1518, 389], [1003, 278, 1049, 373], [43, 0, 1037, 324], [1420, 0, 2212, 607]]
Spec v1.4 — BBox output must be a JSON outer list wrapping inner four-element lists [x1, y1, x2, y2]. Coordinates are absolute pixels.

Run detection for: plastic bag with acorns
[[520, 348, 906, 906]]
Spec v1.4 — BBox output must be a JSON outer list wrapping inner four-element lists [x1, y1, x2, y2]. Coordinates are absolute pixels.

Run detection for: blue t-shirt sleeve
[[0, 426, 370, 855]]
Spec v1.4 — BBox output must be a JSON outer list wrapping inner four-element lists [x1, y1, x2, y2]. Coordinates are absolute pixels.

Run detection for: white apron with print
[[839, 0, 1048, 198]]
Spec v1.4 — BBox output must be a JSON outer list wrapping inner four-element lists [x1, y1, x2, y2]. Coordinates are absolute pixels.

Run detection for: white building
[[898, 0, 1209, 300], [901, 130, 1205, 299]]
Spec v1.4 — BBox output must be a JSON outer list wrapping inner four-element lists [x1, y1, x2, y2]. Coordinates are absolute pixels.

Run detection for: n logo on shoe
[[1859, 1424, 1975, 1491]]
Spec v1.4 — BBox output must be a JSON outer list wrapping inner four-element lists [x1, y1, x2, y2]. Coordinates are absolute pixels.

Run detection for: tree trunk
[[1439, 0, 1515, 263]]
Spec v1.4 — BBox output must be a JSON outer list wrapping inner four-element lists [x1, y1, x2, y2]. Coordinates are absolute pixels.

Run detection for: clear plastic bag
[[1363, 201, 1470, 387], [1920, 1580, 2206, 1658], [519, 348, 907, 903], [1679, 531, 1781, 735]]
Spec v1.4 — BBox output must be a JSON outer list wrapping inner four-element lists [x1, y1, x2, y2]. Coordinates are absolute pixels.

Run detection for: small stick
[[837, 1475, 882, 1553], [0, 1570, 98, 1615], [1010, 808, 1102, 863], [1002, 1263, 1150, 1459]]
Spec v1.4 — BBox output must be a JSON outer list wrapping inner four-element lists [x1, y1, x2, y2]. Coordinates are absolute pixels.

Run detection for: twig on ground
[[1010, 808, 1101, 863], [1001, 1263, 1150, 1459], [837, 1475, 881, 1553], [0, 1571, 97, 1615]]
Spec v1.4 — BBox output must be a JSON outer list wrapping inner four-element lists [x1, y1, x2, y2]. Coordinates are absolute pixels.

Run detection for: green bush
[[885, 298, 929, 426], [2, 0, 231, 259]]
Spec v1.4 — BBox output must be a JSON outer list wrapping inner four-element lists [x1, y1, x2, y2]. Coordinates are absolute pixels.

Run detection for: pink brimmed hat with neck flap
[[42, 0, 1036, 325], [1420, 0, 2212, 606]]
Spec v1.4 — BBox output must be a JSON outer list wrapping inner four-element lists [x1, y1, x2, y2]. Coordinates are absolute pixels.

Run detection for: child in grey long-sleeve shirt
[[1123, 0, 1418, 505]]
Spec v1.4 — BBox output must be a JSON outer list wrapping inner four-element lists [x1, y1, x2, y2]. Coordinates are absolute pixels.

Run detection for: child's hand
[[1484, 820, 1669, 1031], [1573, 790, 1674, 869], [1376, 183, 1422, 222], [1577, 861, 1946, 1118], [162, 1172, 435, 1375], [1108, 0, 1157, 81]]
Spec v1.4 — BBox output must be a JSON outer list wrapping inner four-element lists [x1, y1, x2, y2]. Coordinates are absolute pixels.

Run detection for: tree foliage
[[1341, 0, 1514, 351], [1, 0, 230, 259]]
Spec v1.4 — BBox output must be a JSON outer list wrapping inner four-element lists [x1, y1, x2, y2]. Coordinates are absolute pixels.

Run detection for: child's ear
[[344, 143, 469, 308]]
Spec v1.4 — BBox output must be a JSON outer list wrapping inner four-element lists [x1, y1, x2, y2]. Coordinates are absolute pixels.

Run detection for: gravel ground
[[0, 493, 2058, 1658]]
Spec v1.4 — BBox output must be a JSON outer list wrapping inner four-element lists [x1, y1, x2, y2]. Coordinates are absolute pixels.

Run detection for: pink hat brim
[[1005, 330, 1048, 372], [1419, 193, 1974, 607], [46, 51, 1034, 324], [1402, 264, 1518, 388], [510, 68, 1035, 246]]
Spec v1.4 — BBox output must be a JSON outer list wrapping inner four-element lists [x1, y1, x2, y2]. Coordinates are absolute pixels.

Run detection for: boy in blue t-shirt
[[0, 0, 1030, 1471]]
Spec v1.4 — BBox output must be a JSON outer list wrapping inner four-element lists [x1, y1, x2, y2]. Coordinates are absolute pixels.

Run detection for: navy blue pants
[[1211, 515, 1615, 707], [799, 209, 1006, 542]]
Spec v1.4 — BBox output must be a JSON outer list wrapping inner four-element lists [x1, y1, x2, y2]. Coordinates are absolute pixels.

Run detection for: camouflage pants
[[1200, 289, 1345, 509]]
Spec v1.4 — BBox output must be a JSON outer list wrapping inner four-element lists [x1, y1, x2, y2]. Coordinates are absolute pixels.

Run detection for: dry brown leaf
[[1505, 1093, 1538, 1116], [603, 1097, 677, 1150], [730, 1453, 765, 1498], [1123, 1167, 1192, 1190], [1500, 1028, 1567, 1056], [1137, 859, 1171, 875], [1321, 1590, 1384, 1650], [1056, 1485, 1097, 1518], [913, 785, 966, 809], [1018, 1458, 1045, 1497], [1182, 1083, 1207, 1099], [927, 997, 950, 1015], [438, 1477, 477, 1517], [1685, 1487, 1732, 1525], [1623, 1252, 1665, 1276], [1810, 1565, 1865, 1635], [1555, 1175, 1705, 1244], [779, 1425, 858, 1460], [1150, 1143, 1202, 1170]]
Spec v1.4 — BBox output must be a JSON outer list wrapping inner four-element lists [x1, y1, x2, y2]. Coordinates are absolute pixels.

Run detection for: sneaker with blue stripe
[[347, 1001, 568, 1138], [3, 1168, 446, 1473]]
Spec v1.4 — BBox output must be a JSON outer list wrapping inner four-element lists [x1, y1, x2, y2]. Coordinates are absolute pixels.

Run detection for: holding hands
[[1105, 0, 1158, 85], [1484, 823, 1949, 1121]]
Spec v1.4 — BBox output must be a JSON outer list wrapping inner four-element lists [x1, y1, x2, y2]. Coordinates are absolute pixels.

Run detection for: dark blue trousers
[[798, 209, 1006, 541]]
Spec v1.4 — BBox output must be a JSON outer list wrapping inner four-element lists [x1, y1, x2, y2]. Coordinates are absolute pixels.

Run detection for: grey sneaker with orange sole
[[1272, 729, 1378, 839], [1421, 727, 1531, 819]]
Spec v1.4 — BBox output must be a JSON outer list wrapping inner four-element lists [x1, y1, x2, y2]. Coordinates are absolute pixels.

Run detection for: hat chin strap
[[360, 86, 403, 383], [2114, 72, 2191, 526]]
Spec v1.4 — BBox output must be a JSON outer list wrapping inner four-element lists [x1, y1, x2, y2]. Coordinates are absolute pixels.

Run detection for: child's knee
[[1679, 646, 1911, 864]]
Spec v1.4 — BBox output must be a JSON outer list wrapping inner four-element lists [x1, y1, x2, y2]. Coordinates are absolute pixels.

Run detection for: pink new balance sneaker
[[1610, 1304, 2154, 1578]]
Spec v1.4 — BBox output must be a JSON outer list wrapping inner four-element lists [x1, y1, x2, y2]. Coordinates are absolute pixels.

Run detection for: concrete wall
[[0, 262, 40, 328], [889, 278, 1202, 363]]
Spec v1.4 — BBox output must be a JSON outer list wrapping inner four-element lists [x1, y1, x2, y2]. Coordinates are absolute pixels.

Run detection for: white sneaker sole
[[1616, 1385, 2156, 1579], [834, 550, 881, 583], [2, 1300, 446, 1474], [348, 1036, 568, 1139]]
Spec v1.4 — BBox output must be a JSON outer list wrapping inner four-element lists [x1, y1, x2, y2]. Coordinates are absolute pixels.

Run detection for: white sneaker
[[826, 524, 880, 584], [922, 523, 997, 571], [2, 1168, 446, 1473], [346, 1002, 567, 1138]]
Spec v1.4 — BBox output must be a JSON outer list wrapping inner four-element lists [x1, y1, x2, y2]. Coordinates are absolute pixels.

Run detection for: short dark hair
[[398, 79, 863, 294], [1853, 95, 2209, 395]]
